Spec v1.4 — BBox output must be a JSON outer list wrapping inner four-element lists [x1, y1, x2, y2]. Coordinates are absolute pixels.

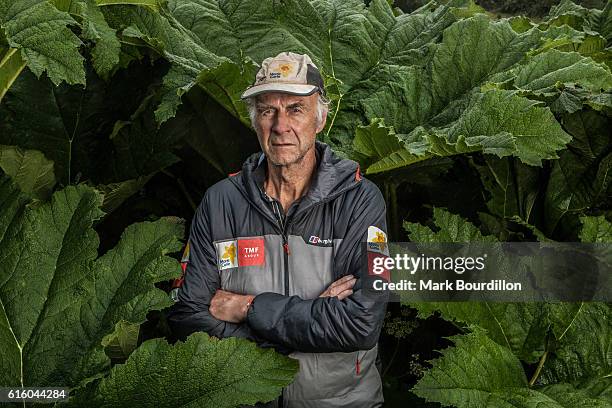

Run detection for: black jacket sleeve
[[166, 193, 281, 350], [245, 182, 389, 353]]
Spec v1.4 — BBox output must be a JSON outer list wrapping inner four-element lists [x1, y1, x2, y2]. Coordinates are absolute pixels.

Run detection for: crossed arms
[[167, 187, 388, 353]]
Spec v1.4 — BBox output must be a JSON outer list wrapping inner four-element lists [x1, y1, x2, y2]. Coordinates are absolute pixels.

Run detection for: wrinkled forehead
[[255, 92, 317, 107]]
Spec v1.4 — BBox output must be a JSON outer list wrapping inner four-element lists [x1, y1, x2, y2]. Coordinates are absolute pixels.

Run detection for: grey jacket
[[167, 141, 388, 407]]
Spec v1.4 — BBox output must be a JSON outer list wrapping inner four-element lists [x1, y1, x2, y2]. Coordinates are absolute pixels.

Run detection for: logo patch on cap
[[279, 63, 293, 77]]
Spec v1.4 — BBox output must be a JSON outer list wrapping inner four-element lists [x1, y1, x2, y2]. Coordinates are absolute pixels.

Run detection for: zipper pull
[[356, 358, 361, 375], [283, 241, 290, 255]]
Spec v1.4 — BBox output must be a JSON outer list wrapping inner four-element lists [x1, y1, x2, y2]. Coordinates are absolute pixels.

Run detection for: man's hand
[[211, 276, 355, 323], [319, 274, 356, 300], [210, 290, 255, 323]]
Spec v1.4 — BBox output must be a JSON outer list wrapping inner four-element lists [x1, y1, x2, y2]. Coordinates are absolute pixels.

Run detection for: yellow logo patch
[[222, 243, 236, 264], [279, 63, 293, 77], [216, 240, 238, 270], [367, 226, 388, 254]]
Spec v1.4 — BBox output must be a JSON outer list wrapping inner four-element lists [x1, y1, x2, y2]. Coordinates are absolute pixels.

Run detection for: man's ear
[[316, 108, 328, 133]]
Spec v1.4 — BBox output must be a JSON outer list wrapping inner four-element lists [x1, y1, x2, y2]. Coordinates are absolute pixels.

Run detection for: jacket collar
[[231, 141, 361, 215]]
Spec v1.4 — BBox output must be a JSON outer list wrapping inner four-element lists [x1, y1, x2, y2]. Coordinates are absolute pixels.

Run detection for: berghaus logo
[[309, 235, 332, 245]]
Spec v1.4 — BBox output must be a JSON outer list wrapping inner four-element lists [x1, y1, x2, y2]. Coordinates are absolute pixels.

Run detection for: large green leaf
[[473, 157, 540, 222], [102, 1, 604, 175], [76, 333, 298, 407], [519, 8, 611, 69], [404, 209, 545, 361], [101, 320, 140, 363], [545, 0, 596, 31], [0, 0, 85, 86], [352, 118, 427, 173], [412, 301, 589, 366], [0, 69, 116, 184], [579, 215, 612, 243], [346, 14, 538, 144], [103, 0, 461, 129], [404, 209, 605, 366], [539, 303, 612, 392], [0, 183, 183, 389], [0, 172, 28, 247], [95, 175, 152, 215], [0, 67, 181, 185], [103, 2, 226, 123], [81, 0, 122, 77], [471, 109, 611, 238], [543, 110, 612, 235], [193, 59, 258, 128], [349, 15, 575, 171], [355, 89, 572, 171], [413, 330, 529, 406], [413, 330, 610, 408], [541, 382, 612, 406], [0, 145, 55, 200], [50, 0, 159, 77], [404, 207, 497, 243], [513, 49, 612, 95], [406, 208, 611, 404], [414, 302, 549, 363], [502, 49, 612, 112], [443, 90, 570, 166], [592, 0, 612, 46]]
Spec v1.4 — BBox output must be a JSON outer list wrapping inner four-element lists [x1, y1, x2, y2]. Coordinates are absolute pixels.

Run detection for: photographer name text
[[373, 279, 522, 291]]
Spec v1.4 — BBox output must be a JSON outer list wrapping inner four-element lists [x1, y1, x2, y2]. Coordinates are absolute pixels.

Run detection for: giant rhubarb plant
[[405, 209, 612, 408], [0, 172, 298, 405]]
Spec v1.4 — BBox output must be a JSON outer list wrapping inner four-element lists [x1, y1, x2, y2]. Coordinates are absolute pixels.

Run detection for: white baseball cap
[[241, 52, 325, 99]]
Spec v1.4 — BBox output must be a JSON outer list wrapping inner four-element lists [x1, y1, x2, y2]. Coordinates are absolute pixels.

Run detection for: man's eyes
[[258, 107, 304, 116]]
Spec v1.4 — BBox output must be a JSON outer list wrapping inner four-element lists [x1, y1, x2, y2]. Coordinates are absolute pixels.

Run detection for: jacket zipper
[[356, 351, 364, 375], [271, 199, 290, 296], [257, 178, 363, 298], [269, 199, 287, 408]]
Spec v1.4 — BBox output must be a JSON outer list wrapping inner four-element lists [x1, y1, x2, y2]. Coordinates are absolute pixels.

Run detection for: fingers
[[329, 274, 354, 289], [327, 275, 356, 298], [336, 288, 353, 300], [319, 275, 357, 298], [334, 276, 356, 293]]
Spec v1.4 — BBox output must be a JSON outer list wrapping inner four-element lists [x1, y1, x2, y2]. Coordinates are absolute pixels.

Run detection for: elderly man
[[167, 52, 388, 407]]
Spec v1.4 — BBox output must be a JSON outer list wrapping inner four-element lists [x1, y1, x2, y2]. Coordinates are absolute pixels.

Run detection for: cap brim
[[240, 83, 318, 99]]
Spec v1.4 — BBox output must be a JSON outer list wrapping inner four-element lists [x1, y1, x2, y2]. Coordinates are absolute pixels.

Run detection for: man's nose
[[272, 111, 291, 134]]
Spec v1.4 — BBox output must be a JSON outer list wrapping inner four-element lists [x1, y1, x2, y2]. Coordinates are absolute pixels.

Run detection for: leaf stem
[[0, 48, 27, 101], [528, 350, 548, 387], [325, 93, 343, 139], [324, 27, 344, 139]]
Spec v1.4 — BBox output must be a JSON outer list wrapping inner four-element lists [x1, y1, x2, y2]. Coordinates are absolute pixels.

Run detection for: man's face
[[253, 92, 326, 166]]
